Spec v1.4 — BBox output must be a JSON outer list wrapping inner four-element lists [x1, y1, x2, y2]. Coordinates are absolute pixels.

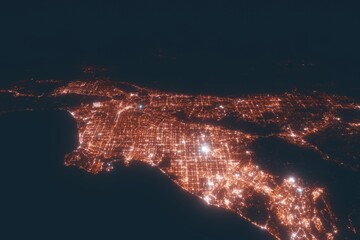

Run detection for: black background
[[0, 1, 359, 96], [1, 1, 359, 239]]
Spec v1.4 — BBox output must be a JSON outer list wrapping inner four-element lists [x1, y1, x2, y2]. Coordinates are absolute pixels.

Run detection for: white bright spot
[[297, 188, 303, 193], [139, 104, 143, 109], [201, 144, 210, 154], [204, 196, 211, 204], [219, 105, 224, 109], [288, 177, 296, 183], [93, 102, 102, 107], [207, 180, 214, 187], [215, 174, 223, 180]]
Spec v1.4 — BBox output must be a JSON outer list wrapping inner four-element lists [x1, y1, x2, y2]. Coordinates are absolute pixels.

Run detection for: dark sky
[[1, 1, 359, 60], [0, 1, 359, 96]]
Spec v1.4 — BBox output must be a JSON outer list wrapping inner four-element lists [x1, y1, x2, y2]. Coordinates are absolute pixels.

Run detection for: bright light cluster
[[3, 79, 359, 239]]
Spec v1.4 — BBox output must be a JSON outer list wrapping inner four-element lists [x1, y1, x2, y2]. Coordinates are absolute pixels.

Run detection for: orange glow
[[4, 79, 360, 239]]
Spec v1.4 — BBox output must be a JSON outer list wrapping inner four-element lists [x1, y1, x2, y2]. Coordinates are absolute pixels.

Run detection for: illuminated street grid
[[3, 79, 360, 239]]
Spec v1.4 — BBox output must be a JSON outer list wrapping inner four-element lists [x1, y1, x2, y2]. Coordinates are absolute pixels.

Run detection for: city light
[[201, 144, 210, 154], [3, 78, 358, 239]]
